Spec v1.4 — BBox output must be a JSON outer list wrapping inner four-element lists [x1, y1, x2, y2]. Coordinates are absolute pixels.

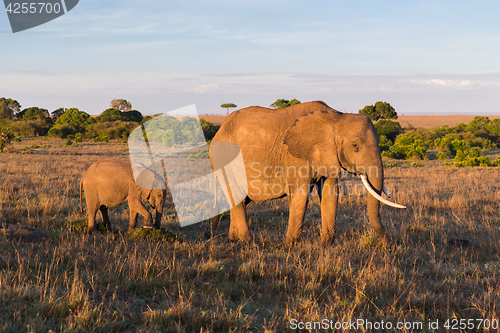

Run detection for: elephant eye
[[352, 143, 359, 152]]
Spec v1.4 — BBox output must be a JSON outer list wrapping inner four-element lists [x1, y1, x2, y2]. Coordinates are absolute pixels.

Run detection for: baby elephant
[[80, 159, 166, 231]]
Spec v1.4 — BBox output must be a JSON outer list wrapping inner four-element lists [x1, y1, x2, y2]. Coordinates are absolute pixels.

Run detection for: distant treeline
[[0, 98, 218, 142]]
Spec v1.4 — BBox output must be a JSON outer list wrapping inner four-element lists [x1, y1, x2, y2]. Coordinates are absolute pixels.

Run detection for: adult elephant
[[80, 159, 166, 231], [210, 101, 405, 246]]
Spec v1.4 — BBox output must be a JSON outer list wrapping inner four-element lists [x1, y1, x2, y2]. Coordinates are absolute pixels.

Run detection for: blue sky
[[1, 0, 500, 115]]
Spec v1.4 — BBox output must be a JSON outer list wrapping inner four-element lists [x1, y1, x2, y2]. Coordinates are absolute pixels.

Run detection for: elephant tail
[[79, 180, 84, 214]]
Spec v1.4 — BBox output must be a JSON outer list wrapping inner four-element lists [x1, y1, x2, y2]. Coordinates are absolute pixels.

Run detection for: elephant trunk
[[154, 210, 162, 229], [364, 163, 391, 246], [154, 199, 163, 229]]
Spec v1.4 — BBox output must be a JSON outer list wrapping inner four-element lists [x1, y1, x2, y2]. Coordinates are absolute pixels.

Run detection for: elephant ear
[[282, 111, 341, 177]]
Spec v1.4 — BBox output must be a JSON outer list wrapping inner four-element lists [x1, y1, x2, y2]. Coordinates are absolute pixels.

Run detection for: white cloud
[[423, 79, 472, 87], [184, 83, 221, 94]]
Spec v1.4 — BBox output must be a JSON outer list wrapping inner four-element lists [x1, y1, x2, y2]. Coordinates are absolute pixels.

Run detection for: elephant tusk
[[382, 185, 392, 198], [360, 175, 406, 209]]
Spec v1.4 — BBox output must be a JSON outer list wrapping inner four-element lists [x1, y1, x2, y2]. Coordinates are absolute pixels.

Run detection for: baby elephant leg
[[128, 200, 153, 229]]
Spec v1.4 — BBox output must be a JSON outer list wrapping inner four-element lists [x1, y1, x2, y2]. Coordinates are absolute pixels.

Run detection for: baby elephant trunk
[[150, 193, 164, 229]]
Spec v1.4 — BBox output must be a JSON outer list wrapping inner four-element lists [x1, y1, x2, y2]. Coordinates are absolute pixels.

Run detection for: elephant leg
[[154, 211, 162, 229], [228, 201, 251, 242], [99, 206, 112, 231], [318, 178, 339, 245], [129, 200, 153, 228], [285, 186, 309, 245], [85, 196, 99, 232], [129, 210, 138, 230]]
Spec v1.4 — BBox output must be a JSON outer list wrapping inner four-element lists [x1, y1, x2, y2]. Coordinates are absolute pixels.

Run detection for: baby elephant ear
[[282, 112, 338, 176]]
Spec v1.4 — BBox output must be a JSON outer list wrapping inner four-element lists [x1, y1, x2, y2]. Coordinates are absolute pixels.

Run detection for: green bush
[[139, 115, 206, 147], [94, 135, 110, 143], [48, 124, 77, 139], [383, 136, 428, 160], [482, 139, 494, 150], [374, 120, 401, 142], [406, 162, 424, 167], [85, 121, 137, 140], [487, 119, 500, 138], [436, 152, 448, 160], [445, 146, 495, 167], [379, 135, 391, 152], [200, 118, 218, 140], [383, 162, 399, 168], [55, 108, 95, 132], [448, 139, 470, 156], [465, 116, 490, 138], [6, 118, 52, 136]]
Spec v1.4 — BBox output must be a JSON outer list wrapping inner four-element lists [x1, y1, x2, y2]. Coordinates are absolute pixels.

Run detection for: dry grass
[[0, 137, 499, 332]]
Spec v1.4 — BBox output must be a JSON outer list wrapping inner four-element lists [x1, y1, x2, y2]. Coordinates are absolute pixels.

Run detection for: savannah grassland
[[0, 134, 499, 332]]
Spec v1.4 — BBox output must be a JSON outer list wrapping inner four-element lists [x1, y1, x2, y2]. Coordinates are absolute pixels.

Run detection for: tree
[[200, 118, 217, 140], [110, 99, 132, 112], [96, 108, 123, 123], [51, 108, 66, 119], [0, 98, 21, 119], [54, 108, 95, 132], [18, 107, 50, 121], [359, 101, 397, 120], [122, 110, 143, 123], [358, 105, 377, 120], [221, 103, 237, 116], [270, 99, 301, 109]]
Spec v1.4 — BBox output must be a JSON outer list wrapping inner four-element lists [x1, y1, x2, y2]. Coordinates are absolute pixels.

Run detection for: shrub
[[445, 146, 495, 167], [436, 152, 448, 160], [482, 139, 494, 150], [47, 124, 77, 139], [141, 115, 206, 147], [384, 136, 428, 160], [487, 119, 500, 138], [94, 135, 110, 143], [374, 120, 401, 142], [55, 108, 95, 132], [383, 162, 399, 168], [7, 118, 53, 136], [406, 162, 424, 167], [447, 139, 470, 156], [200, 118, 218, 140], [379, 135, 391, 152], [85, 121, 138, 140], [465, 116, 490, 138], [0, 127, 14, 152]]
